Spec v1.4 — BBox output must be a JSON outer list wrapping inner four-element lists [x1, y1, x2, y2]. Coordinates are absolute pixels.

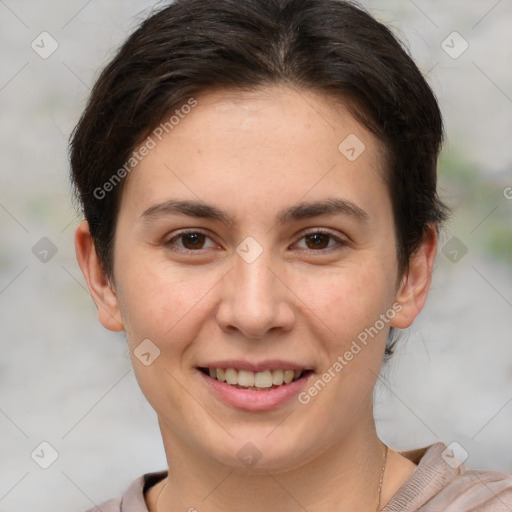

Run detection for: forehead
[[119, 86, 390, 225]]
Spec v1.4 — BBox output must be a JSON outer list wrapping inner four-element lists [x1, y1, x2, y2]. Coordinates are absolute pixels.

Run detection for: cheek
[[294, 267, 393, 424], [292, 260, 396, 344], [115, 260, 216, 354], [115, 263, 219, 418]]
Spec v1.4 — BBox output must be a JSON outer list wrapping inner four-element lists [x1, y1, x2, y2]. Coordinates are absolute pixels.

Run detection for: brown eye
[[294, 230, 346, 252], [304, 233, 331, 250], [181, 232, 206, 249], [165, 231, 217, 251]]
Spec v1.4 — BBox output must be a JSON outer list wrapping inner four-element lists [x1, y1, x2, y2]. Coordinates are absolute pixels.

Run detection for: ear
[[390, 226, 438, 329], [74, 220, 124, 332]]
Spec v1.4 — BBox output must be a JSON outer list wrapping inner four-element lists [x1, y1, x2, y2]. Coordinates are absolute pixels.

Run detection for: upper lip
[[197, 360, 312, 372]]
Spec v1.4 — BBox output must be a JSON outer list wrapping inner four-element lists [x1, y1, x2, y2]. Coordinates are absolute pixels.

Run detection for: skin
[[75, 86, 437, 511]]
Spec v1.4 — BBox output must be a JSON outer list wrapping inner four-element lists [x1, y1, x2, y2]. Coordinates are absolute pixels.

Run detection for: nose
[[215, 252, 295, 339]]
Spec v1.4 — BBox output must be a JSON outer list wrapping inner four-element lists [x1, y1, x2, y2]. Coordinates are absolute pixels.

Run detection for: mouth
[[198, 367, 313, 391]]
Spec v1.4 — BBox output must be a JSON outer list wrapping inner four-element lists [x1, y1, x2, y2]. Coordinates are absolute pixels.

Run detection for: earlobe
[[74, 220, 124, 332], [390, 226, 438, 329]]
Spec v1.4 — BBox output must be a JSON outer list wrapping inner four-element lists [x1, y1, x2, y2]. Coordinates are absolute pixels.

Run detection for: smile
[[198, 365, 314, 411], [199, 367, 308, 390]]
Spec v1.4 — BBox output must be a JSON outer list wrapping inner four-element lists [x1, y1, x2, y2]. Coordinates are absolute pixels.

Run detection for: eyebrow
[[139, 197, 369, 225]]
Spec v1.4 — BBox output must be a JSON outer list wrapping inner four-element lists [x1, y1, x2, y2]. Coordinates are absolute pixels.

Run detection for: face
[[79, 86, 433, 472]]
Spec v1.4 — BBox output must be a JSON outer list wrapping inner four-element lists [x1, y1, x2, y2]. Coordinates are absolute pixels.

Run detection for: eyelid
[[163, 227, 349, 253], [164, 229, 220, 252], [291, 227, 349, 251]]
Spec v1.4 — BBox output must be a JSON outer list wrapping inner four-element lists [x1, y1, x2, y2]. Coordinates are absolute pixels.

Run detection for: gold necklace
[[375, 444, 389, 511], [155, 480, 168, 512], [155, 445, 389, 512]]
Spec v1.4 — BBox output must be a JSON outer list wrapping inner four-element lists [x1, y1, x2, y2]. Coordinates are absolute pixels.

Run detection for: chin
[[203, 431, 318, 474]]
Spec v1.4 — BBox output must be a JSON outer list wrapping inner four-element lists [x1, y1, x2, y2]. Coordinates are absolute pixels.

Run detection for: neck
[[153, 418, 388, 512]]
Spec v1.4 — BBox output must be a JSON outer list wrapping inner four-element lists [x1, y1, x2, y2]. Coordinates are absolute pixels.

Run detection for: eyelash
[[163, 228, 347, 254]]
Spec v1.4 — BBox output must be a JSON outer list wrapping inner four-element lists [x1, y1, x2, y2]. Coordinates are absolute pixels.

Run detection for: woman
[[70, 0, 512, 510]]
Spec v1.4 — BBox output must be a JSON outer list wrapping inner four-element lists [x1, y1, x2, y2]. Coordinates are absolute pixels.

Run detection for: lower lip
[[199, 370, 312, 411]]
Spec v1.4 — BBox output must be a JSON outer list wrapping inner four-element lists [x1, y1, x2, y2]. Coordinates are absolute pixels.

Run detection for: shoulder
[[85, 497, 122, 512], [384, 443, 512, 511], [430, 467, 512, 511], [85, 471, 167, 512]]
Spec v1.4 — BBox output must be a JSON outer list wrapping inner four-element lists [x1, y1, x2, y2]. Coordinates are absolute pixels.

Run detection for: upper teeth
[[208, 368, 302, 388]]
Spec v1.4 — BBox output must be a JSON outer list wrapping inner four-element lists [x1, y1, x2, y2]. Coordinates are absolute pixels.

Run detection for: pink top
[[87, 443, 512, 511]]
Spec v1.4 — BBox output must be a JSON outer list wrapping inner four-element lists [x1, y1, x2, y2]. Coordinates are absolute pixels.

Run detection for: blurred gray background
[[1, 0, 511, 510]]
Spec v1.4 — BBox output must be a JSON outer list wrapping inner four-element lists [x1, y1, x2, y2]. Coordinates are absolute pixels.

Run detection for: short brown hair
[[70, 0, 448, 353]]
